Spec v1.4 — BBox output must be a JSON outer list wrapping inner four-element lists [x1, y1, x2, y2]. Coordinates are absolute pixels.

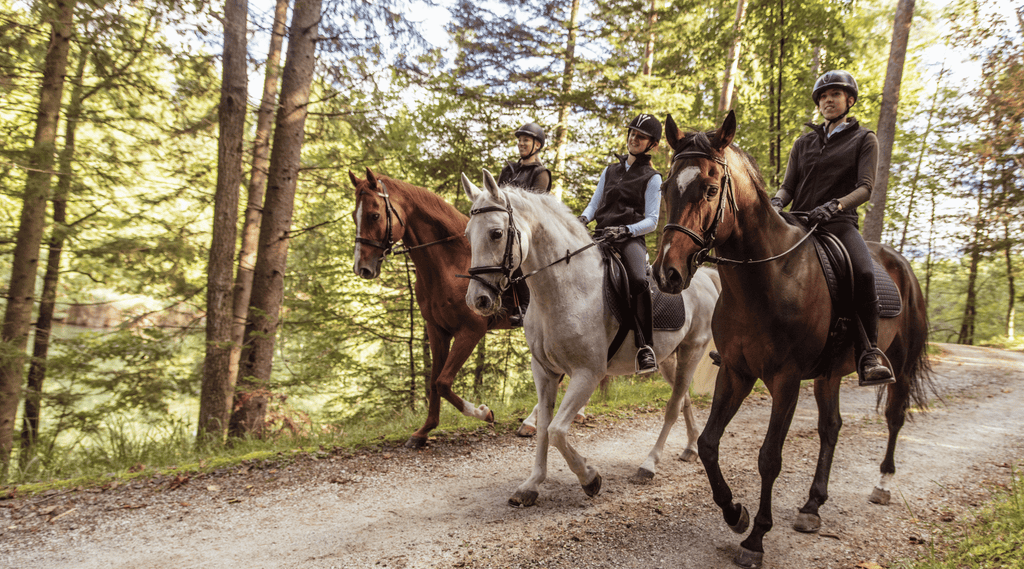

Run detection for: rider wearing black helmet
[[579, 113, 663, 374], [771, 70, 894, 386], [499, 122, 552, 326], [498, 122, 552, 194]]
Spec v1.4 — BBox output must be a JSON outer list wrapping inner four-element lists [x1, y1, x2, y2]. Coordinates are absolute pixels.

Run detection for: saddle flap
[[811, 234, 902, 318]]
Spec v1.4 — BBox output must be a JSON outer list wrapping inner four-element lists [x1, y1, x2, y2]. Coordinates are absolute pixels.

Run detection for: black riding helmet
[[514, 122, 545, 160], [812, 70, 859, 105], [626, 114, 661, 155]]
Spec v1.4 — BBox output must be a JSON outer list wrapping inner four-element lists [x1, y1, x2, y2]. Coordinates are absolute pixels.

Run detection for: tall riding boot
[[509, 278, 529, 327], [857, 300, 894, 386], [633, 287, 657, 374]]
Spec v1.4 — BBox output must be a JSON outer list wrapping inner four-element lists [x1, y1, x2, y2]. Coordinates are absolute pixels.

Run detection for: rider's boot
[[634, 288, 658, 374], [508, 278, 529, 328], [857, 300, 894, 386]]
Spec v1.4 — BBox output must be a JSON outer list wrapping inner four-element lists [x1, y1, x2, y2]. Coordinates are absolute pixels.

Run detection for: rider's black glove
[[770, 196, 784, 213], [808, 200, 841, 226], [577, 215, 588, 225], [601, 225, 631, 242]]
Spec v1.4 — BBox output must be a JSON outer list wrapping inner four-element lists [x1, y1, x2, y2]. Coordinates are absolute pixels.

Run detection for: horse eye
[[489, 228, 504, 240], [370, 213, 381, 221], [706, 185, 720, 199]]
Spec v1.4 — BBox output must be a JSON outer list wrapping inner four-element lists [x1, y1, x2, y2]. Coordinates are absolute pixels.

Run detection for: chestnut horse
[[351, 169, 509, 448], [652, 112, 934, 568]]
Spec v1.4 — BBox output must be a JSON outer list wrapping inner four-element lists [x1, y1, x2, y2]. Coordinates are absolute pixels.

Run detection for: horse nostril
[[358, 267, 375, 279]]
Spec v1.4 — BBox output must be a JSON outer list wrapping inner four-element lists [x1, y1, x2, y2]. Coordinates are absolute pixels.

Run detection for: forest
[[0, 0, 1021, 484]]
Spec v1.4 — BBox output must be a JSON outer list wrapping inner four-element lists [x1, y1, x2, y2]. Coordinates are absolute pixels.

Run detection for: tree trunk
[[19, 45, 89, 463], [641, 0, 658, 76], [0, 0, 74, 480], [957, 185, 984, 346], [862, 0, 916, 242], [197, 0, 248, 444], [227, 0, 289, 420], [718, 0, 748, 112], [229, 0, 322, 437], [550, 0, 581, 200], [1004, 220, 1016, 341]]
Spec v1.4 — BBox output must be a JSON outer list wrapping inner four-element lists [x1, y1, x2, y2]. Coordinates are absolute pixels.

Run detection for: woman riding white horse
[[461, 170, 720, 506]]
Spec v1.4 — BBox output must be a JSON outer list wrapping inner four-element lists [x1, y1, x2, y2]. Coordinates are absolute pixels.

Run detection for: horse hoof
[[516, 424, 537, 437], [582, 473, 602, 497], [485, 409, 495, 423], [729, 505, 750, 534], [509, 490, 538, 507], [793, 512, 821, 533], [679, 449, 699, 463], [733, 547, 763, 569], [629, 468, 655, 485], [574, 413, 586, 424], [404, 436, 427, 449], [869, 487, 891, 505]]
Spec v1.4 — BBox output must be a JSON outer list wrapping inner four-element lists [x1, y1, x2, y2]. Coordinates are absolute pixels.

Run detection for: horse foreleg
[[547, 368, 603, 498], [794, 375, 843, 533], [517, 375, 586, 437], [510, 361, 561, 507], [698, 367, 756, 536], [438, 327, 494, 422], [632, 353, 682, 483], [738, 378, 802, 568], [407, 325, 451, 448]]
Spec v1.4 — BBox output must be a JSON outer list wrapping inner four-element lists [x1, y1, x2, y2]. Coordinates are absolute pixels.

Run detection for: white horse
[[461, 170, 720, 506]]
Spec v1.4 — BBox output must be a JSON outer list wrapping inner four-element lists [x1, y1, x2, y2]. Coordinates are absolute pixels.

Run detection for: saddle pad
[[812, 236, 902, 319], [601, 245, 686, 331]]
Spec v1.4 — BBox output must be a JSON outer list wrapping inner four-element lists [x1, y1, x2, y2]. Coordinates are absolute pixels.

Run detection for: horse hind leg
[[872, 375, 912, 505], [517, 375, 585, 437]]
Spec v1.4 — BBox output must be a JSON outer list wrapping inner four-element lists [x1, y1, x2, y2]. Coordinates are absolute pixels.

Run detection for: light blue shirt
[[580, 162, 662, 237]]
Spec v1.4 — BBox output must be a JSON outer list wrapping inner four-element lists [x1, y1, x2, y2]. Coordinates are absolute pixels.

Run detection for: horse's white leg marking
[[876, 472, 894, 492], [460, 400, 491, 421]]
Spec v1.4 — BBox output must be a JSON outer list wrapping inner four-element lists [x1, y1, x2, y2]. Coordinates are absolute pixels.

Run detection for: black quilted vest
[[498, 161, 551, 193], [594, 154, 657, 229]]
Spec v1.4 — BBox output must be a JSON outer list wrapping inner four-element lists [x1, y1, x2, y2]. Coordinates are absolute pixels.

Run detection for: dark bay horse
[[651, 111, 934, 568], [351, 169, 510, 448]]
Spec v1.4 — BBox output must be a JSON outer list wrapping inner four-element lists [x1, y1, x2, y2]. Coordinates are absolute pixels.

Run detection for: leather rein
[[662, 149, 816, 269]]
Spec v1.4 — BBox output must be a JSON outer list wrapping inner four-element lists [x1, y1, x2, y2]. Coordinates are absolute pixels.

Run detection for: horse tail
[[876, 258, 938, 414]]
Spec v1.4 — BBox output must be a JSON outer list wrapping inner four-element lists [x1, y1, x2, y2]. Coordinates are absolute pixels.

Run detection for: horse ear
[[665, 114, 683, 149], [348, 170, 362, 191], [365, 167, 378, 189], [712, 110, 737, 152], [482, 168, 500, 198], [461, 172, 482, 203]]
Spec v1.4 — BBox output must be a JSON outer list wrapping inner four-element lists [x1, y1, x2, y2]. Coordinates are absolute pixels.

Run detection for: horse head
[[653, 111, 737, 294], [351, 167, 407, 279], [460, 169, 529, 317]]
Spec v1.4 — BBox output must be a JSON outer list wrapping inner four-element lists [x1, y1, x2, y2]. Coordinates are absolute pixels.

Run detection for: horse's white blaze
[[674, 166, 700, 194], [353, 201, 364, 267]]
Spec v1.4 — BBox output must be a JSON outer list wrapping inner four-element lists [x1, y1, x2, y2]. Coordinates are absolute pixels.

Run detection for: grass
[[896, 463, 1024, 569], [3, 372, 692, 496]]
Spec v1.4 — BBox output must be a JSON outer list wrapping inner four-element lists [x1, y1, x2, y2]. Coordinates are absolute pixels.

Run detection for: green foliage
[[900, 464, 1024, 569]]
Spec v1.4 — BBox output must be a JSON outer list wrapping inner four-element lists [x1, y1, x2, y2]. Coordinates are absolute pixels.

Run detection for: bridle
[[354, 180, 461, 261], [459, 192, 598, 297], [460, 196, 523, 297], [662, 149, 737, 274], [354, 180, 405, 257], [662, 147, 816, 270]]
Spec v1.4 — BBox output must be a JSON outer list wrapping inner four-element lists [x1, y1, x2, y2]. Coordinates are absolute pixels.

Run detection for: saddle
[[807, 227, 902, 378], [601, 242, 687, 361]]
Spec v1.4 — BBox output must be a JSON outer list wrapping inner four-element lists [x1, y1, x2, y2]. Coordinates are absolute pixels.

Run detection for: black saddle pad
[[812, 234, 902, 318], [601, 243, 686, 331]]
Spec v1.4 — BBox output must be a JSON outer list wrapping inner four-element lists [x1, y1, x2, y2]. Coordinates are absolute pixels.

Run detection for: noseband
[[460, 198, 522, 297], [662, 150, 737, 273], [354, 180, 406, 258]]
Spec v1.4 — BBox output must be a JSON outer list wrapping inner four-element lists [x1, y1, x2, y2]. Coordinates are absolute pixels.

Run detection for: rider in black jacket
[[773, 70, 895, 386]]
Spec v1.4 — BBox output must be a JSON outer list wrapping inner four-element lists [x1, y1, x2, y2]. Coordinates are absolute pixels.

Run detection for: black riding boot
[[857, 300, 894, 386], [633, 287, 657, 374], [508, 276, 529, 328]]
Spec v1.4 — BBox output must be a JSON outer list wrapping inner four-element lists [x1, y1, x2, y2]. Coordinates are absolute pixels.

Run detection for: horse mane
[[380, 175, 468, 235], [680, 130, 770, 204], [500, 186, 593, 243]]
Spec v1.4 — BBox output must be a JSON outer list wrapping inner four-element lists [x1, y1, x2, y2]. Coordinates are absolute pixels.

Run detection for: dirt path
[[2, 343, 1022, 569]]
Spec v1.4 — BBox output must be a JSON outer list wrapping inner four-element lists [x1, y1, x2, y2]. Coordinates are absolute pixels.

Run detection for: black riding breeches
[[611, 236, 650, 295], [820, 220, 875, 307]]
